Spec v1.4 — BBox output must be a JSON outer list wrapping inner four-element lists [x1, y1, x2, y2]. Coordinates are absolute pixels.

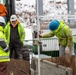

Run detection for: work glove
[[65, 47, 70, 55], [0, 41, 9, 52]]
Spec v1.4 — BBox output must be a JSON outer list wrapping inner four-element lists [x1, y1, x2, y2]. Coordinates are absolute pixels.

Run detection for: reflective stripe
[[4, 46, 8, 51], [0, 56, 9, 59], [0, 38, 4, 41]]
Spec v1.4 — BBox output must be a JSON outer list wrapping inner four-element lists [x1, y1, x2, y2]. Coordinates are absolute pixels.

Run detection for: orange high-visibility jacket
[[0, 4, 8, 17]]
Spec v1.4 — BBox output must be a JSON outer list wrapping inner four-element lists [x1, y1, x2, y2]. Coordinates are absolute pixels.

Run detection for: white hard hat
[[10, 14, 17, 21], [0, 16, 6, 24]]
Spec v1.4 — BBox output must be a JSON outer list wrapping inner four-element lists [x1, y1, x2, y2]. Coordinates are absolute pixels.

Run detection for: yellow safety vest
[[0, 26, 10, 62]]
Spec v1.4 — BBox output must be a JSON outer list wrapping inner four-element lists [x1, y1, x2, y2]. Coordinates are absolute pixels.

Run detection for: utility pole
[[67, 0, 75, 25], [36, 0, 43, 75], [36, 0, 43, 16]]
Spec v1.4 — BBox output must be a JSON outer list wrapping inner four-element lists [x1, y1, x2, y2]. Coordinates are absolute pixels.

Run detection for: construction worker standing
[[4, 14, 25, 59], [39, 20, 75, 56], [0, 16, 10, 75]]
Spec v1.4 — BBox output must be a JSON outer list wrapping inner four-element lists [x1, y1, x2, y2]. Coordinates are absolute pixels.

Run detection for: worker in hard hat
[[4, 14, 25, 59], [0, 16, 10, 75], [39, 20, 75, 56]]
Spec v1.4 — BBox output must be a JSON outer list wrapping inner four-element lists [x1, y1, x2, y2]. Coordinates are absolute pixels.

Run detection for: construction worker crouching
[[0, 16, 10, 75], [4, 14, 25, 59], [39, 20, 75, 56]]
